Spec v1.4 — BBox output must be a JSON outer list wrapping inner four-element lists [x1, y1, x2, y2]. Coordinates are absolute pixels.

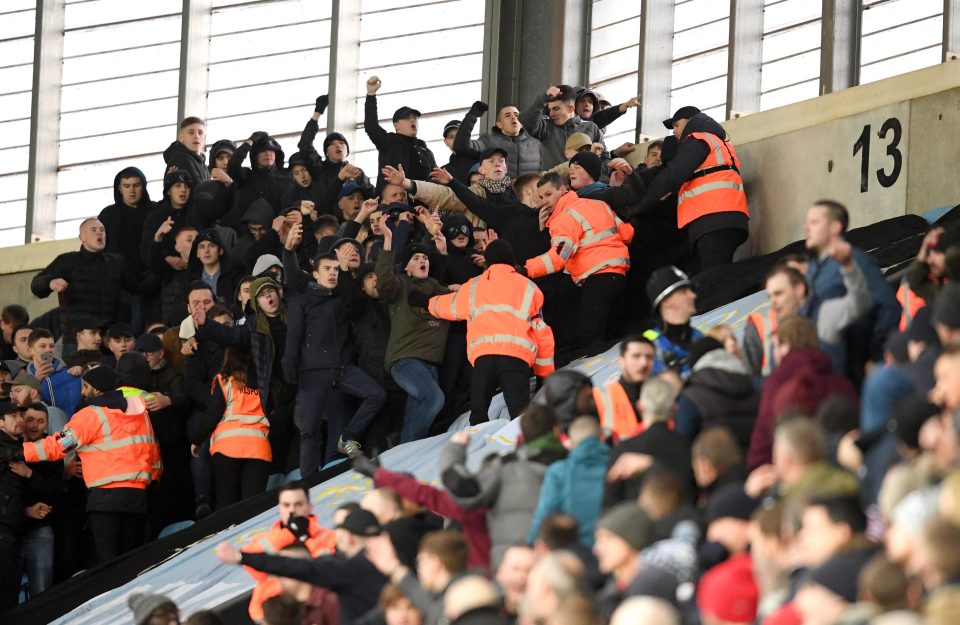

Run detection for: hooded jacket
[[140, 193, 208, 266], [429, 214, 483, 286], [195, 278, 286, 413], [224, 134, 292, 229], [98, 167, 154, 274], [163, 140, 211, 187], [453, 109, 541, 178], [518, 94, 604, 169], [364, 95, 438, 186], [634, 112, 749, 243], [293, 118, 374, 216], [375, 248, 449, 369], [187, 230, 244, 305], [231, 199, 283, 273], [526, 436, 610, 545], [676, 349, 759, 451], [439, 435, 567, 567], [747, 347, 858, 469]]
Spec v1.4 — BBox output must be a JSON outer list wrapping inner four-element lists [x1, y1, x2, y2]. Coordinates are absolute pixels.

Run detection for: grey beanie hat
[[127, 593, 177, 625], [597, 502, 653, 552]]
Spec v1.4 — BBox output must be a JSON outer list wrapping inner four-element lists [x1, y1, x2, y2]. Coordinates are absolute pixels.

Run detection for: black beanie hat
[[569, 151, 602, 183], [484, 239, 517, 268], [83, 366, 118, 394], [323, 132, 350, 157], [398, 244, 429, 270], [163, 169, 194, 195]]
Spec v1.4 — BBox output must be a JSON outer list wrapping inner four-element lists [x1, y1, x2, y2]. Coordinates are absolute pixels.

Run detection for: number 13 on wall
[[852, 118, 903, 193]]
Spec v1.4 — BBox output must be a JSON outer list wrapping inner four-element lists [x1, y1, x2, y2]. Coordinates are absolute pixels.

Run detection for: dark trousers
[[211, 453, 271, 509], [88, 511, 146, 567], [691, 228, 745, 274], [578, 272, 627, 351], [469, 355, 532, 425], [299, 366, 386, 478], [0, 531, 20, 611]]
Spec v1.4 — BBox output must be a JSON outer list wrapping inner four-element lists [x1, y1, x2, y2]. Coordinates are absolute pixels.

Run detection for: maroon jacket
[[374, 467, 491, 572], [747, 348, 857, 469]]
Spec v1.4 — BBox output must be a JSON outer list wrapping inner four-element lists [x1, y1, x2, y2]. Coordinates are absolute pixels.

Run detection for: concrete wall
[[0, 238, 77, 320]]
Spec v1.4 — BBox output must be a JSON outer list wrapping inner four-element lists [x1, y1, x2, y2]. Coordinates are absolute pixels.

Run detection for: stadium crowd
[[0, 75, 958, 625]]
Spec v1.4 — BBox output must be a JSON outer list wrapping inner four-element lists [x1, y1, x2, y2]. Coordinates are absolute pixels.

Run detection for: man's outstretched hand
[[351, 454, 380, 478]]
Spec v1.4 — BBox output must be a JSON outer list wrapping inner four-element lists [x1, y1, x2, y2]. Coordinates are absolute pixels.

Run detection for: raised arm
[[363, 76, 389, 149]]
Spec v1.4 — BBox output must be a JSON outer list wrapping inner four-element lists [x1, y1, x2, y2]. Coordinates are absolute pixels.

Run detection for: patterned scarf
[[476, 175, 513, 195]]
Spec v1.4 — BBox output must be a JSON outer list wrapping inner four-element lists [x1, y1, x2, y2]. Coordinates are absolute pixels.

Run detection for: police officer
[[643, 266, 703, 378]]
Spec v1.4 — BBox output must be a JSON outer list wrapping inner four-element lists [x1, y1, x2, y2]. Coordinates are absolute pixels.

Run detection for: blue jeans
[[19, 525, 54, 598], [390, 359, 444, 443]]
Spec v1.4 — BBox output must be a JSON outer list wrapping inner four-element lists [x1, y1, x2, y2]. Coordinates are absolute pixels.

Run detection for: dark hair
[[183, 610, 227, 625], [692, 426, 742, 471], [520, 404, 557, 441], [620, 335, 654, 356], [27, 328, 53, 346], [313, 214, 340, 234], [806, 495, 867, 534], [537, 171, 565, 189], [640, 469, 684, 514], [12, 324, 32, 341], [180, 116, 205, 130], [765, 265, 807, 294], [419, 529, 469, 574], [1, 304, 28, 327], [208, 304, 234, 322], [335, 501, 362, 516], [26, 402, 48, 416], [813, 199, 849, 233], [511, 172, 541, 198], [646, 140, 664, 153], [537, 514, 579, 550], [187, 280, 217, 300], [278, 481, 310, 501], [548, 85, 576, 104], [221, 346, 251, 388], [261, 593, 303, 625]]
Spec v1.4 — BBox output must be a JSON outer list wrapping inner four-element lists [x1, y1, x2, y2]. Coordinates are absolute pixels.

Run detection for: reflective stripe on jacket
[[896, 280, 926, 331], [428, 264, 555, 376], [24, 395, 162, 489], [747, 309, 779, 376], [210, 374, 272, 462], [593, 380, 640, 442], [525, 191, 633, 285], [677, 131, 749, 228]]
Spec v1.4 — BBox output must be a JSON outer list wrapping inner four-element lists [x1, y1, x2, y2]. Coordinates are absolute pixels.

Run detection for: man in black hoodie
[[632, 107, 749, 272], [163, 116, 210, 186], [365, 76, 438, 187], [98, 167, 154, 276], [225, 131, 292, 230]]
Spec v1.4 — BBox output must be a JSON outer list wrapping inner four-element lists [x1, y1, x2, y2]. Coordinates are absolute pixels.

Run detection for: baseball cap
[[107, 323, 135, 340], [392, 106, 421, 123], [336, 509, 382, 537], [337, 182, 366, 202], [662, 106, 701, 129], [565, 132, 592, 152], [135, 333, 164, 353], [0, 401, 23, 417], [479, 146, 508, 162], [442, 119, 461, 137]]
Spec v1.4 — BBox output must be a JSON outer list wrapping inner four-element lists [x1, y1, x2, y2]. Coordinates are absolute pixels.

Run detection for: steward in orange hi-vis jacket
[[412, 239, 554, 425]]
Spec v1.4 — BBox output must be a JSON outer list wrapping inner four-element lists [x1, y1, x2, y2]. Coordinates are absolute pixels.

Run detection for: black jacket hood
[[112, 166, 151, 207], [248, 133, 286, 170], [240, 198, 275, 229], [679, 112, 727, 142], [208, 139, 237, 169]]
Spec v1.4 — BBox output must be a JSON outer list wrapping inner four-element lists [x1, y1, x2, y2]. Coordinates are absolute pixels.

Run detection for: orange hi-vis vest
[[210, 374, 271, 462], [896, 280, 927, 331], [23, 395, 162, 489], [243, 515, 337, 621], [525, 191, 633, 285], [428, 264, 555, 376], [593, 380, 641, 442], [677, 131, 749, 229], [747, 309, 780, 376]]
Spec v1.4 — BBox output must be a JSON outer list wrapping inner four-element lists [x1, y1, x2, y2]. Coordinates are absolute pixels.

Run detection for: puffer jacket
[[677, 349, 759, 451], [526, 436, 609, 545], [163, 140, 211, 186], [453, 109, 541, 177], [439, 435, 567, 566], [31, 246, 139, 333]]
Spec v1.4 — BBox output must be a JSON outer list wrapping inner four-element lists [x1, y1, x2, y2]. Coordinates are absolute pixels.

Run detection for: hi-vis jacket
[[593, 379, 641, 442], [676, 131, 749, 229], [427, 263, 555, 376], [23, 393, 162, 490], [747, 309, 780, 376], [525, 191, 633, 285], [210, 374, 272, 462], [244, 515, 337, 621]]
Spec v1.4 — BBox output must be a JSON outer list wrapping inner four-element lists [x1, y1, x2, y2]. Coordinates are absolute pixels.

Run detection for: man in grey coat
[[438, 404, 567, 566], [520, 85, 604, 169], [453, 101, 542, 178]]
